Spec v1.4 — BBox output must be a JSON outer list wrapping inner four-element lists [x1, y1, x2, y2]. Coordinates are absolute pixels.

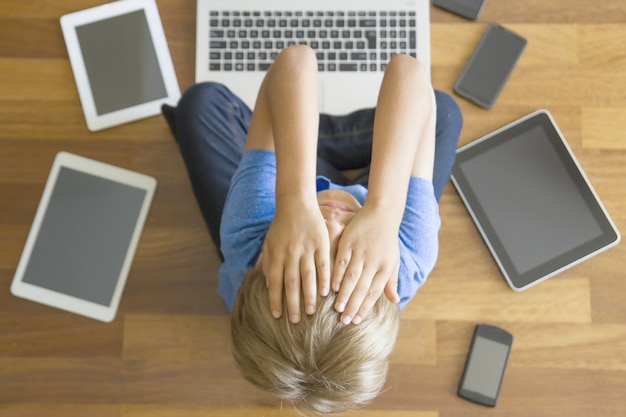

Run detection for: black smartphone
[[458, 324, 513, 407], [454, 23, 527, 109], [433, 0, 487, 20]]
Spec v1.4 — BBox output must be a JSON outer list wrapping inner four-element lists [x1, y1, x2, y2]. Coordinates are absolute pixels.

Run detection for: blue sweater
[[219, 150, 440, 311]]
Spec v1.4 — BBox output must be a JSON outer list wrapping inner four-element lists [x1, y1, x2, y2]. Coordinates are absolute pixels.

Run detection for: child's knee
[[178, 82, 230, 113], [274, 44, 317, 69], [388, 53, 429, 83]]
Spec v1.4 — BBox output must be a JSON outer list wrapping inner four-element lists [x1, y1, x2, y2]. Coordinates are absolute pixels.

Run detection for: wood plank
[[433, 65, 626, 110], [431, 23, 579, 67], [0, 19, 67, 59], [0, 182, 206, 229], [390, 320, 437, 365], [579, 24, 626, 67], [122, 315, 230, 360], [0, 357, 123, 403], [437, 321, 626, 371], [384, 365, 608, 416], [0, 405, 120, 417], [0, 59, 76, 100], [582, 107, 626, 149], [0, 311, 123, 357], [0, 0, 194, 20], [0, 1, 103, 18], [0, 101, 176, 142], [2, 0, 626, 415], [0, 140, 190, 189], [430, 0, 626, 24], [122, 406, 438, 417], [120, 314, 249, 405], [404, 275, 592, 324], [589, 245, 626, 324]]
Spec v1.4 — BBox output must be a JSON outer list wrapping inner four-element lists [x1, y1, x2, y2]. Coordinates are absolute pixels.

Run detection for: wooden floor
[[1, 1, 625, 416]]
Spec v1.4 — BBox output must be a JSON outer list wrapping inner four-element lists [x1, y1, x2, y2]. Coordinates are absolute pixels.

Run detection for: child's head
[[231, 266, 401, 414]]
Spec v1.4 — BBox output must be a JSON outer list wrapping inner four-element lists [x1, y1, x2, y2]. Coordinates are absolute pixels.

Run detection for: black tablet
[[451, 110, 620, 291]]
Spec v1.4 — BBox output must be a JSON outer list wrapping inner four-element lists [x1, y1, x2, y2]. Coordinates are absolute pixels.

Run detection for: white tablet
[[11, 152, 157, 322], [451, 110, 620, 291], [60, 0, 180, 131]]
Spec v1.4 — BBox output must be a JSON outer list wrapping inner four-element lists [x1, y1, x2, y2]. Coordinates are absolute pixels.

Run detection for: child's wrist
[[275, 188, 318, 211], [363, 195, 405, 223]]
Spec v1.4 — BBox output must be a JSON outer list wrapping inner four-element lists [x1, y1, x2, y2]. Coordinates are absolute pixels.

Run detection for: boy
[[163, 45, 462, 413]]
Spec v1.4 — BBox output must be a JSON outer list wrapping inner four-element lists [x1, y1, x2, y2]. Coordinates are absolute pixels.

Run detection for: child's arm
[[245, 46, 330, 323], [331, 55, 437, 325]]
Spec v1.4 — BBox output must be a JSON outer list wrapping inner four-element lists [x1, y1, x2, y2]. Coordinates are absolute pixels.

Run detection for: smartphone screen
[[458, 324, 513, 406], [433, 0, 486, 20], [454, 23, 527, 108]]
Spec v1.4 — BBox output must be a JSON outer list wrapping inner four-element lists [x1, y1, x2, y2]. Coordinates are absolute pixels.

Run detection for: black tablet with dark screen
[[451, 110, 620, 290]]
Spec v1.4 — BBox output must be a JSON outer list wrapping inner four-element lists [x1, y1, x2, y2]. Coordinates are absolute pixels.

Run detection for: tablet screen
[[75, 9, 167, 115], [21, 167, 147, 306], [452, 111, 620, 290], [458, 123, 603, 275]]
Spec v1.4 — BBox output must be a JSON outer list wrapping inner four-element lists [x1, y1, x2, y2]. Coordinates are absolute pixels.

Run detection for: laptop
[[195, 0, 431, 115]]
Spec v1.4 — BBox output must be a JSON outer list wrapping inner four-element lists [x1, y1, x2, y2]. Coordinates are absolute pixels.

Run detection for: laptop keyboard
[[207, 10, 417, 72]]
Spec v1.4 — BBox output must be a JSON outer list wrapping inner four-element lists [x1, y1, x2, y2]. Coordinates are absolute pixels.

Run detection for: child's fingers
[[333, 256, 364, 315], [344, 269, 388, 325], [316, 248, 331, 298], [283, 260, 302, 323], [300, 256, 317, 316], [265, 261, 284, 319], [384, 265, 400, 304], [331, 248, 352, 292]]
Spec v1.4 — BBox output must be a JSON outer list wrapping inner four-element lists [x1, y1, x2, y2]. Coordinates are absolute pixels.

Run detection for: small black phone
[[458, 324, 513, 407], [454, 23, 527, 109], [433, 0, 487, 20]]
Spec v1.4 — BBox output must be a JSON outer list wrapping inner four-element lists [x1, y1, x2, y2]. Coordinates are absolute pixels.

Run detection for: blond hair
[[231, 266, 401, 414]]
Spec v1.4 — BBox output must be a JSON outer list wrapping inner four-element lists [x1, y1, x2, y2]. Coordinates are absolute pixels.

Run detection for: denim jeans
[[165, 82, 463, 250]]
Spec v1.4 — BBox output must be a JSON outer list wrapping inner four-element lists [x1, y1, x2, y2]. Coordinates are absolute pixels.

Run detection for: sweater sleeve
[[396, 177, 441, 309], [218, 150, 277, 311]]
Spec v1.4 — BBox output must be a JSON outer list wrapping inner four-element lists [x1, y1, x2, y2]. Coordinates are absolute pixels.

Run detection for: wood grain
[[1, 1, 625, 416]]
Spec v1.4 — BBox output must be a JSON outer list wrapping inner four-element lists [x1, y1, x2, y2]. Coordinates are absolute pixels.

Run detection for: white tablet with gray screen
[[11, 152, 156, 322], [451, 110, 620, 291], [60, 0, 180, 131]]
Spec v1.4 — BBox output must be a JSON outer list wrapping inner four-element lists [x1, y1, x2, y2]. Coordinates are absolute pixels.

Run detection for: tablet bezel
[[11, 152, 157, 322], [60, 0, 180, 131], [451, 110, 620, 291]]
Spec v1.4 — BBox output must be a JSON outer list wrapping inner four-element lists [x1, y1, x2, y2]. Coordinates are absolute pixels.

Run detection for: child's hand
[[331, 205, 401, 324], [262, 200, 330, 323]]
